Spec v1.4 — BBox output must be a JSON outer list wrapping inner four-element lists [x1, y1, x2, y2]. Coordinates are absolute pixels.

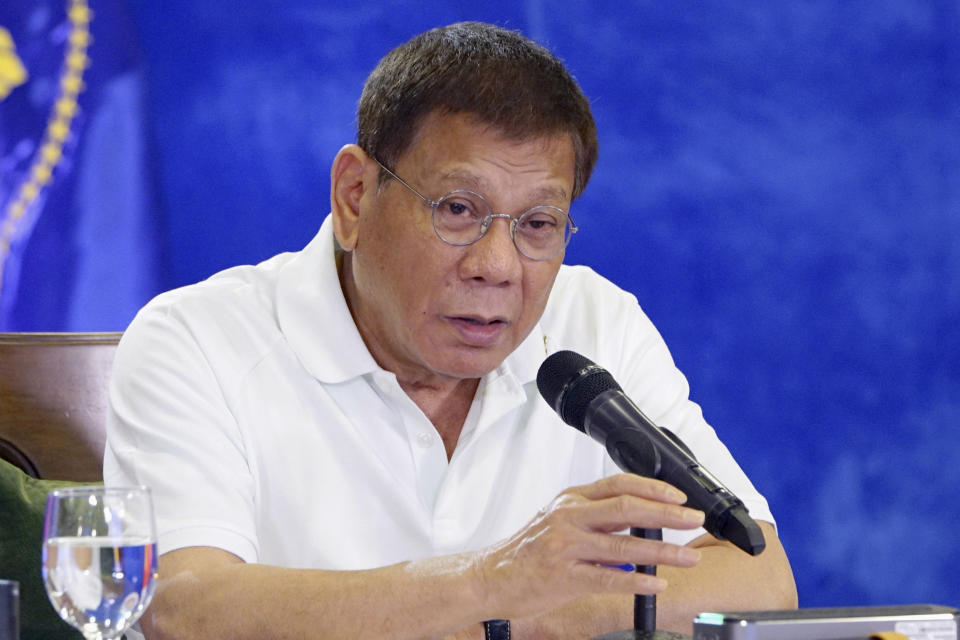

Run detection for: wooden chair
[[0, 332, 121, 481]]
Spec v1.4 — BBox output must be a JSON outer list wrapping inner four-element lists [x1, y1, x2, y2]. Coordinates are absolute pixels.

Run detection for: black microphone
[[536, 350, 765, 556]]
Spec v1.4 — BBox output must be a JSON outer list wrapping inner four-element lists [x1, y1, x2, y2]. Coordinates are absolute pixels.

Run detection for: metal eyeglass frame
[[373, 158, 578, 261]]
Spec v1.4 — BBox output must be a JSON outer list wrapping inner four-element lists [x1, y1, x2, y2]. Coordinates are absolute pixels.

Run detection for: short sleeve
[[103, 300, 260, 562]]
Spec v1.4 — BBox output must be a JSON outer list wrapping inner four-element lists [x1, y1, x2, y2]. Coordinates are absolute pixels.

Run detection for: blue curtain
[[0, 0, 162, 331]]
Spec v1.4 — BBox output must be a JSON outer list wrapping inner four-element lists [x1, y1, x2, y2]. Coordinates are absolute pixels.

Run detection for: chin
[[434, 348, 509, 380]]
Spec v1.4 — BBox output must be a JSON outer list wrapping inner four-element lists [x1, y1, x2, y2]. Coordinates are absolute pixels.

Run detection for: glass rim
[[46, 485, 152, 498]]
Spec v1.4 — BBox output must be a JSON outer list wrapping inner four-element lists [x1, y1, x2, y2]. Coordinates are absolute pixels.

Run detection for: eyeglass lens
[[433, 191, 571, 259]]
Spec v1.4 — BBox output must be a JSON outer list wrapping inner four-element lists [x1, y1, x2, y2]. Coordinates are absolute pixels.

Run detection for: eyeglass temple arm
[[373, 158, 439, 208]]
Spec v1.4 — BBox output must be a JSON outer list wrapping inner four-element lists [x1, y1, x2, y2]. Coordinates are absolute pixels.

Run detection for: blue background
[[7, 0, 960, 610]]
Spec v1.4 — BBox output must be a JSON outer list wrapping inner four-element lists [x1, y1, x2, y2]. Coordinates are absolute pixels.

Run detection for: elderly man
[[105, 21, 796, 639]]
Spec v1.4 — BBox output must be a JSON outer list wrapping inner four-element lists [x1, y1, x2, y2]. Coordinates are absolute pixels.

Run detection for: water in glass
[[42, 487, 158, 640]]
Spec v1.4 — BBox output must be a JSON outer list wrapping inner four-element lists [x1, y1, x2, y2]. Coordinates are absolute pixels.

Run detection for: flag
[[0, 0, 162, 331]]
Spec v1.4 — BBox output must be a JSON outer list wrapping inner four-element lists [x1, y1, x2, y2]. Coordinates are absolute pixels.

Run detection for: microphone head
[[536, 350, 622, 431]]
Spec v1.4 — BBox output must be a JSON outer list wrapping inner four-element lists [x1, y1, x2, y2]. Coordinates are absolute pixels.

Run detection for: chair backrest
[[0, 332, 121, 482]]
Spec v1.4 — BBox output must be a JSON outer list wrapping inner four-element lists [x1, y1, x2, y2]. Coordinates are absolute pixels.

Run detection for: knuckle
[[553, 489, 582, 508], [610, 533, 632, 558], [613, 494, 634, 519], [635, 538, 666, 565], [601, 474, 622, 492], [659, 501, 689, 524], [659, 501, 680, 520], [658, 542, 695, 565], [538, 529, 571, 557], [547, 495, 577, 518], [607, 473, 634, 493]]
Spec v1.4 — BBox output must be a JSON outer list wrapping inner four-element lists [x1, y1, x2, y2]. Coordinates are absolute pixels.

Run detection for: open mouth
[[447, 316, 508, 345], [453, 316, 505, 326]]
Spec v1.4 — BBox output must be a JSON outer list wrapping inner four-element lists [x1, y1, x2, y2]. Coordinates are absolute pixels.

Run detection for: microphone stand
[[632, 526, 661, 634], [591, 527, 689, 640], [591, 427, 691, 640]]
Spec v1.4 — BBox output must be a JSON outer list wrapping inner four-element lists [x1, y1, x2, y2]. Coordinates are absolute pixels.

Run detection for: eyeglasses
[[373, 158, 577, 261]]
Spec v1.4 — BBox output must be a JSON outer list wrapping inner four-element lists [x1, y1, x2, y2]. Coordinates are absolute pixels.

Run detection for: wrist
[[466, 547, 499, 618]]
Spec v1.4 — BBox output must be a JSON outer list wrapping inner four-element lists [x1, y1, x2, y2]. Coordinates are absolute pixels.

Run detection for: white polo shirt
[[104, 214, 773, 567]]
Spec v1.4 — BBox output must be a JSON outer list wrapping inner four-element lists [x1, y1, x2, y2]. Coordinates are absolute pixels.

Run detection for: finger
[[574, 530, 702, 569], [555, 526, 701, 569], [575, 473, 687, 505], [565, 493, 705, 532], [569, 560, 669, 595]]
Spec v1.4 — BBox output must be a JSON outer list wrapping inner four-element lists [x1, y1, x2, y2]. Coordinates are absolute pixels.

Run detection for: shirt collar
[[276, 215, 380, 383], [276, 214, 550, 389], [494, 318, 548, 389]]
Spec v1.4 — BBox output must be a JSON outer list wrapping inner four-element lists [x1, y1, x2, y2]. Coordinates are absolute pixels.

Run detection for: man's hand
[[142, 473, 708, 640], [471, 473, 705, 621]]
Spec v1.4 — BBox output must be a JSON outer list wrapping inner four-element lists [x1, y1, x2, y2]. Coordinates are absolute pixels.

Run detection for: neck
[[400, 377, 479, 460], [339, 252, 480, 459]]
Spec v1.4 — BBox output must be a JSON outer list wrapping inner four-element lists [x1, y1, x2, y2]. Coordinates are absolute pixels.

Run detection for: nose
[[458, 215, 523, 285]]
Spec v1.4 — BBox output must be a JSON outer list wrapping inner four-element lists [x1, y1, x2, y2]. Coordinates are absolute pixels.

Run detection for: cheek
[[361, 235, 452, 317], [520, 264, 561, 320], [357, 210, 417, 283]]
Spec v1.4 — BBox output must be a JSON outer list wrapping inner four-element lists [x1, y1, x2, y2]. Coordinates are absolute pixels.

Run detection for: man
[[105, 21, 796, 639]]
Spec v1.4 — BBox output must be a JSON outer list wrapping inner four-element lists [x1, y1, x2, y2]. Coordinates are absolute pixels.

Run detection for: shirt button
[[415, 432, 434, 448]]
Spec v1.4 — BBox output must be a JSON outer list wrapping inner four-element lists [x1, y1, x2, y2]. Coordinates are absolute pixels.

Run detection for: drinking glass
[[42, 486, 159, 640]]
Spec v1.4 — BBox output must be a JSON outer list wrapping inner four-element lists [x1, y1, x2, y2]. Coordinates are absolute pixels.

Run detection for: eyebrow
[[436, 169, 570, 206]]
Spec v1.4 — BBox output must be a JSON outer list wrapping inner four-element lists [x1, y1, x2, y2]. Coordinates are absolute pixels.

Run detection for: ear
[[330, 144, 375, 252]]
